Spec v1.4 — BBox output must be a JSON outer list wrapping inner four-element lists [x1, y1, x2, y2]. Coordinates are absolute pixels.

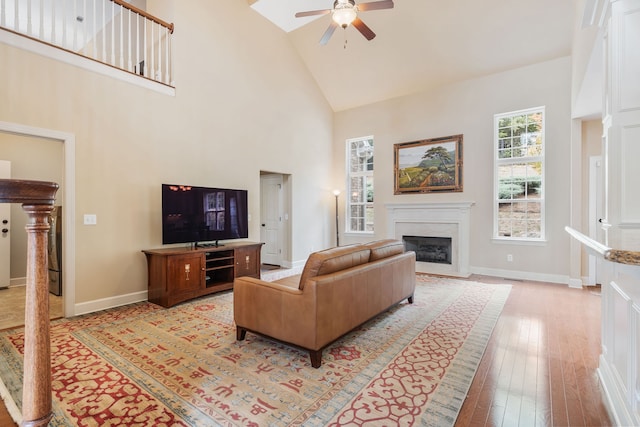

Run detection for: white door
[[0, 160, 11, 288], [260, 174, 284, 266]]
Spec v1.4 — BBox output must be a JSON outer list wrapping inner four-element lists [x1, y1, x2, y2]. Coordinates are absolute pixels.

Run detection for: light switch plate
[[83, 214, 97, 225]]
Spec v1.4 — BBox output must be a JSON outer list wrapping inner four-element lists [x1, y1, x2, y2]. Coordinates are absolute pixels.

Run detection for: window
[[346, 136, 374, 233], [494, 107, 545, 240]]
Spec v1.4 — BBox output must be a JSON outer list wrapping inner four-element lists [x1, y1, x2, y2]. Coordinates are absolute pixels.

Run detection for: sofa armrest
[[233, 276, 317, 350]]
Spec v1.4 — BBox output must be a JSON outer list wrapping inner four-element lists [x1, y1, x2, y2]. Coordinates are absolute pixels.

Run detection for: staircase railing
[[0, 0, 174, 87]]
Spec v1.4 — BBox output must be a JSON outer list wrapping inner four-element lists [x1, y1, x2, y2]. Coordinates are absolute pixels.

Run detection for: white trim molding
[[74, 291, 149, 317], [470, 265, 571, 285]]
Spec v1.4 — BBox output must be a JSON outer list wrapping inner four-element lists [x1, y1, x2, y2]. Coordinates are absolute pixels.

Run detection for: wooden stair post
[[0, 179, 58, 427]]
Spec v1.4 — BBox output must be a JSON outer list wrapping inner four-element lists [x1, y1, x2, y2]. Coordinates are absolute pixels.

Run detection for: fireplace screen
[[403, 235, 452, 265]]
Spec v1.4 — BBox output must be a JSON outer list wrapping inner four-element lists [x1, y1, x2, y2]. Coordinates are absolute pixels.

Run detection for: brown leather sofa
[[233, 239, 416, 368]]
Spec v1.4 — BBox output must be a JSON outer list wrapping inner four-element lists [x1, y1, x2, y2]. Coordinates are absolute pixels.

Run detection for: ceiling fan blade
[[357, 0, 394, 12], [320, 21, 339, 45], [295, 9, 331, 18], [352, 17, 376, 41]]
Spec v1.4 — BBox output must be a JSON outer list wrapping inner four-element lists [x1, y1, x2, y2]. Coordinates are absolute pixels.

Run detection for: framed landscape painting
[[394, 134, 463, 194]]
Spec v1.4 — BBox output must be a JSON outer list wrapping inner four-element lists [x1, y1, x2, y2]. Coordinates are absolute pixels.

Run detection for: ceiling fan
[[295, 0, 395, 46]]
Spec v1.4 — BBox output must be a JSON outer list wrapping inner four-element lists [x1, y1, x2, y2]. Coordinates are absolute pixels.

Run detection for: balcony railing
[[0, 0, 174, 87]]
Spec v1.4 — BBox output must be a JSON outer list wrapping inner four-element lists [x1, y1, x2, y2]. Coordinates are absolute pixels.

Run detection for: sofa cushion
[[298, 244, 371, 290], [364, 239, 406, 261]]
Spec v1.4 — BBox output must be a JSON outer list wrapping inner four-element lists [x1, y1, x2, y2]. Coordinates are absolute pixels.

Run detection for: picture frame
[[394, 134, 463, 194]]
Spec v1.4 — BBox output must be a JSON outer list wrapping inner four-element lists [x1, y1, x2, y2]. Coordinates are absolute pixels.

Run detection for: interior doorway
[[259, 172, 290, 267], [0, 120, 76, 322]]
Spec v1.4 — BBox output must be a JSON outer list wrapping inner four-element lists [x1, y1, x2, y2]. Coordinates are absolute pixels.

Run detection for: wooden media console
[[143, 241, 263, 307]]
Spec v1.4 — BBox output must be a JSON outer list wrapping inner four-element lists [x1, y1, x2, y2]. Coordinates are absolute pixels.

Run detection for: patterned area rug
[[0, 275, 510, 426]]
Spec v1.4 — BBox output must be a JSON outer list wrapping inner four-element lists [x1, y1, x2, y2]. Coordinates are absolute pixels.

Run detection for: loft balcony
[[0, 0, 174, 91]]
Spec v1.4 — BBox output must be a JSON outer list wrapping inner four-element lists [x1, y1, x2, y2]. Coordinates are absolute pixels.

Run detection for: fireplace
[[403, 236, 452, 264], [386, 202, 474, 277]]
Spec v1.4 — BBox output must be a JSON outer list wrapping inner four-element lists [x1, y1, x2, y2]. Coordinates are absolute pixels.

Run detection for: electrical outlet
[[507, 254, 513, 262], [83, 214, 97, 225]]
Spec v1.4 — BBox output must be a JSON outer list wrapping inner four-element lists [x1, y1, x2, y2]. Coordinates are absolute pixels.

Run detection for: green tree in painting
[[422, 146, 452, 168]]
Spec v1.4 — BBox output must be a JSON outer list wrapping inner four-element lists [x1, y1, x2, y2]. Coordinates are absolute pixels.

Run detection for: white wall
[[334, 57, 573, 283], [572, 0, 603, 114], [0, 0, 334, 307]]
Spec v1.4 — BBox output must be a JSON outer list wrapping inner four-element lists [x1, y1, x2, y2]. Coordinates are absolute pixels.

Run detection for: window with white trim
[[494, 107, 545, 240], [346, 136, 374, 233]]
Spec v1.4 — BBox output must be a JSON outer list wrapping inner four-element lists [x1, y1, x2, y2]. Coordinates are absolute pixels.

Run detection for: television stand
[[142, 241, 263, 307], [194, 240, 224, 249]]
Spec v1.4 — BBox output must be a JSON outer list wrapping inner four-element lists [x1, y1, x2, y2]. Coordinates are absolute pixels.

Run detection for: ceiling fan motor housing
[[333, 0, 356, 7]]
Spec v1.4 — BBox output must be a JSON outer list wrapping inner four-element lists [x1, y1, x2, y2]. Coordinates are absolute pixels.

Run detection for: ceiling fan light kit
[[295, 0, 394, 45], [332, 2, 358, 28]]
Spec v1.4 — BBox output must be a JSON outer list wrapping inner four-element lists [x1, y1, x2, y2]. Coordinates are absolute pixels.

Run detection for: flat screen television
[[162, 184, 248, 246]]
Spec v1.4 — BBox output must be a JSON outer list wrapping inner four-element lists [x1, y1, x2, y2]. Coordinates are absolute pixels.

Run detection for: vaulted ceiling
[[249, 0, 577, 112]]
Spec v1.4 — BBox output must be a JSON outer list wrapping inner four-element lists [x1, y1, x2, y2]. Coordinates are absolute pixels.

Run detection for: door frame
[[0, 160, 10, 288], [588, 155, 603, 285], [259, 171, 291, 268], [0, 121, 76, 317]]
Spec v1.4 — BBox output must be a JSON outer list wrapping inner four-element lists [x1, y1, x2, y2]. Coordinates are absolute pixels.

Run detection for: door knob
[[2, 219, 7, 224], [1, 228, 8, 233]]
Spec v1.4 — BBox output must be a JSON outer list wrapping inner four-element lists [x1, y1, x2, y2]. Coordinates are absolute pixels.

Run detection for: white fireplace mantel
[[385, 202, 475, 277]]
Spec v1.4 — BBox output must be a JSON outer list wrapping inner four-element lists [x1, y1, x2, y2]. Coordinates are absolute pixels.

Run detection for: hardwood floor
[[0, 286, 63, 331], [0, 399, 12, 426], [0, 276, 611, 426], [456, 275, 611, 427]]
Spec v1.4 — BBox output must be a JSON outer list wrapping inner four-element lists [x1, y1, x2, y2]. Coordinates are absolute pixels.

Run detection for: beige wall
[[0, 133, 64, 281], [0, 1, 334, 306], [334, 57, 574, 282], [0, 1, 584, 310]]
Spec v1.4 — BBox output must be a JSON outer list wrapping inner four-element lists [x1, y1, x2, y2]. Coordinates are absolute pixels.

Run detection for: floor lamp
[[333, 190, 340, 247]]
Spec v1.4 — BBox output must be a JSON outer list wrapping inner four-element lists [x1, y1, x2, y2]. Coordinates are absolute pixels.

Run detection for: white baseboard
[[598, 355, 634, 426], [278, 260, 293, 269], [278, 259, 307, 269], [74, 290, 148, 317], [568, 278, 583, 289], [470, 266, 570, 285], [9, 277, 25, 287]]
